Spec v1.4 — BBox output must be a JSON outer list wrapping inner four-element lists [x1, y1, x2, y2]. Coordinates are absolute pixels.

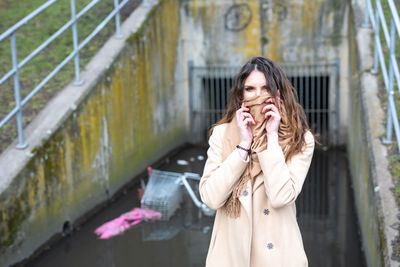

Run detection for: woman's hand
[[235, 101, 255, 149], [261, 91, 281, 145]]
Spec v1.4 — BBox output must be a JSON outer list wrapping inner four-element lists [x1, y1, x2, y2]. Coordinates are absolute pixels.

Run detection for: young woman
[[199, 56, 315, 267]]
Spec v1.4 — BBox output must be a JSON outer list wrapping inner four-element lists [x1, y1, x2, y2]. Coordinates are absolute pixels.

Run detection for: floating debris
[[197, 155, 204, 161], [94, 208, 161, 239], [177, 159, 189, 165], [202, 226, 211, 234], [189, 157, 195, 162]]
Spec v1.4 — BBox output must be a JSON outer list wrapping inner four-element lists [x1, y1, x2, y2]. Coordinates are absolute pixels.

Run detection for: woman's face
[[243, 70, 269, 100]]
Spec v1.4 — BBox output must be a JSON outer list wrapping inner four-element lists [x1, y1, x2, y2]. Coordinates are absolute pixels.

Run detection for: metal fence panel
[[365, 0, 400, 152], [0, 0, 131, 149]]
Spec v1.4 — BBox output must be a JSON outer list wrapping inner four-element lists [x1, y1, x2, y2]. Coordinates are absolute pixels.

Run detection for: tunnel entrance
[[189, 62, 339, 147]]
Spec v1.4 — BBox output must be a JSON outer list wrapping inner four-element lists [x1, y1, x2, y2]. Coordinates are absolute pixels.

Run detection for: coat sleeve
[[199, 125, 249, 210], [257, 131, 315, 209]]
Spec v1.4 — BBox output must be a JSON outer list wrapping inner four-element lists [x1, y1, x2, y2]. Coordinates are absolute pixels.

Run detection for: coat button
[[243, 190, 248, 196], [263, 209, 270, 215], [267, 243, 273, 249]]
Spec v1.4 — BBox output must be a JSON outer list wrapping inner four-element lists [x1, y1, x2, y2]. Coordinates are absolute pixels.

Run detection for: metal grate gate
[[188, 61, 339, 147]]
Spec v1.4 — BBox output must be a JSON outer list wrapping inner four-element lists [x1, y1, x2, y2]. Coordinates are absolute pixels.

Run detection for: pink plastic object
[[94, 208, 162, 239]]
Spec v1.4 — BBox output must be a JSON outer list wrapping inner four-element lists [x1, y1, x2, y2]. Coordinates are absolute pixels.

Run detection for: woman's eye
[[245, 87, 253, 91]]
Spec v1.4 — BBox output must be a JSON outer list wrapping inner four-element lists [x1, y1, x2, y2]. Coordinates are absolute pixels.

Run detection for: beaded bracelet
[[236, 145, 251, 154]]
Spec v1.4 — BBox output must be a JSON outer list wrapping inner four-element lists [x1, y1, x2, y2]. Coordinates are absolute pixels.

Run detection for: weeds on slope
[[0, 0, 141, 153]]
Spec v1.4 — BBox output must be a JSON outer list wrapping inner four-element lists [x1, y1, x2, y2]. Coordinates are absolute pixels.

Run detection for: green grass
[[0, 0, 141, 153]]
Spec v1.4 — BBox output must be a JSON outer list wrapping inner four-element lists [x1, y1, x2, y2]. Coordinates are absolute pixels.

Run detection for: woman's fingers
[[236, 103, 254, 144], [261, 104, 279, 114], [261, 98, 278, 112], [243, 113, 256, 125], [240, 112, 255, 125], [264, 111, 280, 120], [236, 102, 255, 125], [243, 117, 255, 126], [236, 107, 249, 121], [236, 107, 249, 114], [263, 95, 280, 109], [241, 101, 250, 111], [236, 105, 249, 116]]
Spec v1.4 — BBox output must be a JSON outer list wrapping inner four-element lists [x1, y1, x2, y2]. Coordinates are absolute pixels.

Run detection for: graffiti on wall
[[261, 1, 288, 23], [224, 4, 252, 32]]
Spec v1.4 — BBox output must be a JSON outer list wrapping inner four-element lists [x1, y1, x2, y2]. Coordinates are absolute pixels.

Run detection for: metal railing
[[0, 0, 133, 149], [364, 0, 400, 152]]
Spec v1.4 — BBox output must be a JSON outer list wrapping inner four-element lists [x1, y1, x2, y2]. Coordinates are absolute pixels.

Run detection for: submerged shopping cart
[[140, 169, 215, 221]]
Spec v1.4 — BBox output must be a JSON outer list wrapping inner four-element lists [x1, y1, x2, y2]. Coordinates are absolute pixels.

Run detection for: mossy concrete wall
[[347, 21, 383, 265], [179, 0, 349, 143], [1, 0, 394, 266], [181, 0, 347, 63], [0, 1, 184, 265], [180, 1, 398, 266], [347, 1, 399, 266]]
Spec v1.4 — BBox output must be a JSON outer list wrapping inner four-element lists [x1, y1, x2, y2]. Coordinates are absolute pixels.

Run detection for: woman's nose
[[256, 88, 261, 96]]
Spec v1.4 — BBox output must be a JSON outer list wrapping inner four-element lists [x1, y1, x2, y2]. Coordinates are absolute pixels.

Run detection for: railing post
[[383, 17, 397, 144], [114, 0, 123, 39], [371, 0, 380, 74], [70, 0, 83, 85], [10, 33, 28, 149], [362, 0, 371, 28]]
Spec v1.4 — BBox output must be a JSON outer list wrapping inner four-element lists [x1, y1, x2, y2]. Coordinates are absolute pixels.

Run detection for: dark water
[[296, 148, 366, 267], [25, 145, 365, 267]]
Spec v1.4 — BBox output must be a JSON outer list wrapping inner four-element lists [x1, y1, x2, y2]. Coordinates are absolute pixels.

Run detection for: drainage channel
[[24, 144, 365, 267]]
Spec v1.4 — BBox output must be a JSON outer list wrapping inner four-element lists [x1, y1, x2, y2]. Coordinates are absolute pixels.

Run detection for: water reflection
[[297, 148, 366, 267]]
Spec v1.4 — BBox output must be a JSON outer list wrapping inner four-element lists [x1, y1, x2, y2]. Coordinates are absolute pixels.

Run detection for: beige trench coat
[[199, 123, 315, 267]]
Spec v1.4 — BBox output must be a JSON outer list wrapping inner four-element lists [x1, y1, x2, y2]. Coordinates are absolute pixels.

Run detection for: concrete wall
[[179, 0, 399, 266], [181, 0, 347, 63], [179, 0, 350, 143], [1, 0, 396, 266], [0, 1, 185, 265], [347, 0, 399, 266], [347, 22, 383, 265]]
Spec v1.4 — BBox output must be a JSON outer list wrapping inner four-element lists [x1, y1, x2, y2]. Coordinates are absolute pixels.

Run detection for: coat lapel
[[253, 175, 264, 192]]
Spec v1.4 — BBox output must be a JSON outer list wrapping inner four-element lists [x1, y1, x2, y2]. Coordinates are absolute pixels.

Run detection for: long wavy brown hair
[[211, 56, 312, 162]]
